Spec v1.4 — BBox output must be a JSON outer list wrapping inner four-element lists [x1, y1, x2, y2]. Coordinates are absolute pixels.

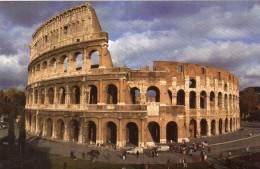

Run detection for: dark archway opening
[[148, 122, 160, 143], [219, 119, 223, 134], [106, 122, 117, 144], [200, 91, 207, 108], [189, 79, 196, 88], [57, 119, 65, 140], [87, 121, 96, 143], [90, 50, 100, 69], [218, 92, 222, 107], [230, 118, 233, 131], [210, 92, 215, 108], [168, 90, 172, 104], [166, 121, 178, 142], [177, 90, 185, 105], [90, 85, 98, 104], [225, 118, 228, 133], [146, 86, 160, 102], [40, 89, 45, 104], [69, 119, 80, 142], [107, 84, 118, 104], [126, 122, 138, 146], [189, 119, 197, 138], [131, 87, 140, 104], [59, 87, 66, 104], [190, 91, 196, 108], [46, 118, 53, 137], [72, 86, 80, 104], [200, 119, 207, 136], [211, 120, 216, 135], [38, 117, 44, 136]]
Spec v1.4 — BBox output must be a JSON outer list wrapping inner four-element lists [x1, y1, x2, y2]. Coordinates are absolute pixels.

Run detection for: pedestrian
[[167, 159, 170, 169], [178, 158, 182, 166], [81, 151, 85, 159], [152, 150, 154, 158], [70, 151, 73, 159], [189, 148, 193, 156], [246, 146, 249, 154], [136, 151, 139, 158], [183, 158, 187, 168]]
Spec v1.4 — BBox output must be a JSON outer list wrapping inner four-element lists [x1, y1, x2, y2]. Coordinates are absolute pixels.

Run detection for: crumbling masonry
[[25, 3, 240, 147]]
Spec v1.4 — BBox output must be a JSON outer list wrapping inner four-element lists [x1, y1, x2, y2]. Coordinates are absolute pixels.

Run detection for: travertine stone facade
[[25, 3, 240, 148]]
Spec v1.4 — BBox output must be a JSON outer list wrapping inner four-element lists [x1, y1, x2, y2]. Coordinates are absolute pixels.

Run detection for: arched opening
[[177, 89, 185, 105], [225, 118, 228, 133], [90, 50, 100, 69], [34, 90, 38, 104], [229, 94, 232, 110], [89, 85, 98, 104], [61, 55, 68, 72], [146, 86, 160, 102], [48, 88, 54, 104], [107, 84, 118, 104], [219, 119, 223, 134], [32, 116, 36, 132], [130, 87, 140, 104], [50, 58, 57, 73], [38, 117, 44, 136], [230, 118, 233, 131], [42, 61, 47, 76], [69, 119, 80, 142], [168, 90, 172, 104], [56, 119, 65, 140], [58, 87, 66, 104], [189, 79, 196, 88], [148, 122, 160, 143], [210, 92, 215, 108], [211, 120, 216, 135], [189, 119, 197, 138], [87, 121, 96, 143], [189, 91, 196, 108], [76, 52, 82, 70], [106, 122, 117, 145], [36, 64, 40, 78], [166, 121, 178, 142], [224, 94, 228, 109], [40, 89, 45, 104], [218, 92, 222, 108], [46, 118, 53, 137], [200, 91, 207, 108], [126, 122, 138, 146], [200, 119, 207, 136], [72, 86, 80, 104]]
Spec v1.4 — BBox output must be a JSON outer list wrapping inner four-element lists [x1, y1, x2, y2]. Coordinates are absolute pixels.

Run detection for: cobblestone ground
[[1, 121, 260, 168]]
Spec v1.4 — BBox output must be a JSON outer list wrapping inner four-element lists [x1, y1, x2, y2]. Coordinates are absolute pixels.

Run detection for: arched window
[[40, 89, 45, 104], [200, 119, 207, 136], [200, 91, 207, 108], [146, 86, 160, 102], [34, 90, 38, 104], [126, 122, 138, 146], [189, 79, 196, 88], [42, 61, 47, 77], [90, 50, 100, 69], [89, 85, 98, 104], [177, 90, 185, 105], [218, 92, 222, 107], [48, 88, 54, 104], [189, 91, 196, 108], [148, 122, 160, 143], [224, 94, 228, 109], [72, 86, 80, 104], [76, 52, 82, 70], [168, 90, 172, 104], [50, 58, 57, 73], [106, 122, 117, 144], [130, 87, 140, 104], [210, 92, 215, 108], [107, 84, 118, 104], [58, 87, 66, 104], [60, 55, 68, 72]]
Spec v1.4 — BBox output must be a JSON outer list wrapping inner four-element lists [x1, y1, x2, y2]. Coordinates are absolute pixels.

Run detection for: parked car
[[126, 147, 143, 154], [156, 145, 170, 152]]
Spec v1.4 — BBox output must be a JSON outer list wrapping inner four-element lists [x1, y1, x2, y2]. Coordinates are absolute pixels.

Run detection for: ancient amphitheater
[[25, 3, 240, 148]]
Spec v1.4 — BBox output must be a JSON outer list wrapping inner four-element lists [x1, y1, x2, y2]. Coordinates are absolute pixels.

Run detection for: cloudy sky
[[0, 1, 259, 91]]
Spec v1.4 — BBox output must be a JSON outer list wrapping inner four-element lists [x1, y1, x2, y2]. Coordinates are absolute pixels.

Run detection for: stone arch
[[71, 85, 80, 104], [146, 86, 160, 102], [219, 119, 223, 134], [200, 91, 207, 108], [224, 94, 228, 109], [148, 121, 160, 143], [225, 118, 228, 133], [75, 52, 82, 70], [211, 120, 216, 135], [166, 121, 178, 142], [60, 55, 68, 72], [106, 84, 118, 104], [233, 117, 236, 130], [168, 90, 172, 104], [229, 94, 232, 109], [189, 91, 196, 108], [200, 119, 208, 136], [189, 119, 197, 138], [210, 91, 215, 108], [58, 87, 66, 104], [130, 87, 140, 104], [105, 121, 117, 144], [34, 89, 38, 104], [89, 85, 98, 104], [68, 119, 80, 142], [126, 122, 138, 146], [38, 117, 44, 136], [46, 118, 53, 137], [218, 92, 222, 107], [189, 79, 196, 88], [32, 115, 36, 132], [42, 61, 47, 74], [89, 50, 100, 69], [49, 58, 57, 73], [177, 89, 185, 105], [56, 119, 65, 140], [230, 118, 233, 131], [87, 121, 96, 143], [48, 88, 54, 104]]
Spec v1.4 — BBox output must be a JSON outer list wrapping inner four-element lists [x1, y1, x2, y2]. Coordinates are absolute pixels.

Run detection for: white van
[[126, 147, 144, 154], [156, 145, 170, 152]]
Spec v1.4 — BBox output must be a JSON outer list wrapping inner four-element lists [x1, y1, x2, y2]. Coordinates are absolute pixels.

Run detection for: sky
[[0, 1, 259, 91]]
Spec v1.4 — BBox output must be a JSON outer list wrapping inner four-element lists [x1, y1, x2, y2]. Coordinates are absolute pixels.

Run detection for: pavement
[[1, 121, 260, 168]]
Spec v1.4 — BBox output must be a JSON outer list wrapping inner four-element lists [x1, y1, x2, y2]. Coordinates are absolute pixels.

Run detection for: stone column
[[140, 119, 145, 147], [44, 87, 48, 105], [96, 118, 103, 144], [160, 125, 166, 144], [185, 91, 190, 109], [66, 84, 71, 105], [226, 118, 230, 132], [42, 118, 47, 136], [207, 119, 211, 136], [117, 119, 123, 147], [119, 78, 125, 105], [78, 118, 84, 143], [172, 90, 177, 105], [98, 80, 104, 104], [197, 119, 201, 137], [63, 121, 69, 141], [32, 88, 35, 107], [196, 92, 200, 109]]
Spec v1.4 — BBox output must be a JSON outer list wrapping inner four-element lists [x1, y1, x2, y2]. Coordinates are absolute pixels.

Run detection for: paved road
[[1, 121, 260, 168]]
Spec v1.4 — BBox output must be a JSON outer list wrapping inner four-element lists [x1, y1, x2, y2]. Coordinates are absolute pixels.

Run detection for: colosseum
[[25, 3, 240, 148]]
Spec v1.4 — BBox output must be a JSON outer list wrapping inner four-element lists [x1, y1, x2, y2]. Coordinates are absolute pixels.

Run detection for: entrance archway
[[211, 120, 216, 135], [89, 85, 98, 104], [200, 119, 207, 136], [87, 121, 96, 143], [219, 119, 223, 134], [107, 84, 118, 104], [69, 119, 80, 142], [57, 119, 65, 140], [38, 117, 44, 136], [189, 119, 197, 138], [225, 118, 228, 133], [148, 122, 160, 143], [46, 118, 53, 137], [166, 121, 178, 142], [106, 122, 117, 144], [126, 122, 138, 146]]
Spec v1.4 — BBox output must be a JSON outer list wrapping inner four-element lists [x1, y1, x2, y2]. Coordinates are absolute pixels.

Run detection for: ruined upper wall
[[29, 2, 107, 62]]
